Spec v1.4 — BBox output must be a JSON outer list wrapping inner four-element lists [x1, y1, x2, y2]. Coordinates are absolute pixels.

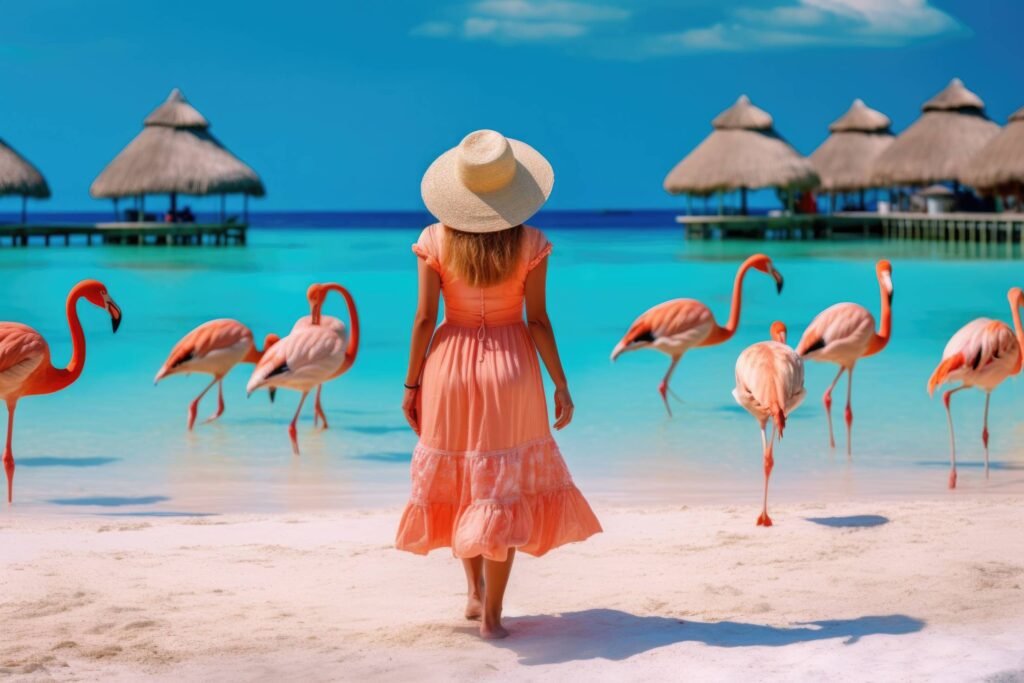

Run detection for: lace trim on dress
[[413, 436, 555, 458]]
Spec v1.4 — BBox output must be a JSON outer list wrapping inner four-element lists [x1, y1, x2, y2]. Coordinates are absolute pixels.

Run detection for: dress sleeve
[[412, 225, 442, 274], [525, 228, 552, 271]]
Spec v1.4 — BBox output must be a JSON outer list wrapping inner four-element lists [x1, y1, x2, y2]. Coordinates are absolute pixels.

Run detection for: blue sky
[[2, 0, 1022, 211]]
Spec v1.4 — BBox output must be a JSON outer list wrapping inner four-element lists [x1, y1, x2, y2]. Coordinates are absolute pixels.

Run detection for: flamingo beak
[[269, 387, 277, 403], [770, 267, 784, 294], [104, 296, 122, 333], [881, 271, 894, 305]]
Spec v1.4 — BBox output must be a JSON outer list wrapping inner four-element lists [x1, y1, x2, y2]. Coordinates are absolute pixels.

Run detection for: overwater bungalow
[[0, 138, 50, 223], [663, 95, 818, 215], [90, 88, 264, 222], [809, 99, 894, 212], [961, 105, 1024, 210], [871, 78, 999, 197]]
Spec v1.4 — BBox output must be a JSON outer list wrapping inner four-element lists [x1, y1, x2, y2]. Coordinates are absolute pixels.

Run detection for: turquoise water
[[3, 227, 1023, 516]]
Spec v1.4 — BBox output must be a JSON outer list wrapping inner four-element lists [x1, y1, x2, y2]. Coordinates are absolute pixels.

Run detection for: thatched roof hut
[[960, 106, 1024, 195], [0, 139, 50, 198], [664, 95, 818, 202], [91, 88, 264, 200], [810, 99, 894, 192], [871, 78, 999, 187]]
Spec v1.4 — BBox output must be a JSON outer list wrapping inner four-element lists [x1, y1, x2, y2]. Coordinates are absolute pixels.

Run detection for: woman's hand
[[402, 387, 421, 435], [553, 386, 574, 430]]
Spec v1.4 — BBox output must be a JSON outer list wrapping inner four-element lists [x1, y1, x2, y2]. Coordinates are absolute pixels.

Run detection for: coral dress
[[395, 224, 602, 561]]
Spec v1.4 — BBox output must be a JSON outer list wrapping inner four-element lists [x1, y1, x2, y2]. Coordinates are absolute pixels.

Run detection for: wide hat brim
[[421, 138, 554, 233]]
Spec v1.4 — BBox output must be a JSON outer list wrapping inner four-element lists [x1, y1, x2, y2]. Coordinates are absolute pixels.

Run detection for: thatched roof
[[871, 79, 1000, 187], [810, 99, 895, 192], [664, 95, 818, 195], [91, 88, 265, 199], [960, 105, 1024, 193], [0, 139, 50, 198]]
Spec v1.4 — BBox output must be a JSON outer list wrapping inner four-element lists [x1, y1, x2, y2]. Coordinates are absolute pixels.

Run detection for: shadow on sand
[[806, 515, 889, 528], [47, 495, 170, 507], [485, 610, 923, 665], [19, 456, 120, 468]]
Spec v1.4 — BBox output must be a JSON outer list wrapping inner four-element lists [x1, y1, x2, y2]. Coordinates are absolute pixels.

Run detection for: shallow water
[[2, 225, 1023, 516]]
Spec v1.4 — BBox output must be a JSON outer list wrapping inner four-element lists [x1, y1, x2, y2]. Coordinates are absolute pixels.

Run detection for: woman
[[395, 130, 602, 639]]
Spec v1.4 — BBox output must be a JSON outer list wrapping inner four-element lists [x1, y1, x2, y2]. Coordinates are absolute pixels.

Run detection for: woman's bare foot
[[465, 594, 483, 620], [479, 611, 509, 639]]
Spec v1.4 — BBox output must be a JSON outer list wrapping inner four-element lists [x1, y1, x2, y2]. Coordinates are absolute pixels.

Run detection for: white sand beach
[[3, 495, 1023, 682]]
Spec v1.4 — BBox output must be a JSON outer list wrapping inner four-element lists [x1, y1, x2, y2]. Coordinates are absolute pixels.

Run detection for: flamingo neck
[[321, 284, 360, 373], [865, 273, 892, 357], [44, 285, 89, 392], [1011, 294, 1024, 375], [706, 258, 755, 345]]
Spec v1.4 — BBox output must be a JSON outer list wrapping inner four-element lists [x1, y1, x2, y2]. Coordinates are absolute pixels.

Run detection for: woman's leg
[[480, 549, 515, 639], [462, 557, 484, 620]]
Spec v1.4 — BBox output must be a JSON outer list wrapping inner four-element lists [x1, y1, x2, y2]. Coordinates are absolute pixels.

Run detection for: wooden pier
[[677, 211, 1024, 246], [0, 222, 247, 247]]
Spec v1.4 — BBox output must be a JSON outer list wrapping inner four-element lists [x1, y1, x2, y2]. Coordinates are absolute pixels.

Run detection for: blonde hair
[[444, 225, 524, 288]]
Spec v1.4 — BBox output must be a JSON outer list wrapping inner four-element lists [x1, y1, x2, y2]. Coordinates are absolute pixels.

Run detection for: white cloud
[[410, 0, 965, 55], [411, 0, 629, 43], [647, 0, 964, 55]]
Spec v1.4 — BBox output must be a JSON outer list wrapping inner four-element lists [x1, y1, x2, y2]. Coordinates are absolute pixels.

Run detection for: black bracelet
[[404, 383, 420, 390]]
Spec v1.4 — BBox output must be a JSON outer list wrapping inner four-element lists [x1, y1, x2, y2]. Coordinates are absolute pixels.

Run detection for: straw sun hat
[[421, 129, 554, 233]]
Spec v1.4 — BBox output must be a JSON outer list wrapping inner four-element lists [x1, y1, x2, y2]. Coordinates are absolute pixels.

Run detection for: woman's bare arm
[[525, 257, 574, 430], [403, 260, 441, 434]]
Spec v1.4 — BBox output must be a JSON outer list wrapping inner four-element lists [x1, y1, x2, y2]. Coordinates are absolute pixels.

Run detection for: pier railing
[[0, 221, 247, 247], [677, 212, 1024, 245]]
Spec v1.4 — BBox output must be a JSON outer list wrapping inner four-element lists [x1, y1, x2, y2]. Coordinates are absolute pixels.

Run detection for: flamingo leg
[[202, 379, 226, 424], [845, 364, 855, 457], [4, 401, 15, 504], [982, 391, 991, 479], [822, 366, 844, 450], [757, 422, 775, 527], [289, 391, 310, 456], [313, 385, 329, 430], [658, 356, 681, 417], [943, 386, 967, 489], [187, 376, 219, 431]]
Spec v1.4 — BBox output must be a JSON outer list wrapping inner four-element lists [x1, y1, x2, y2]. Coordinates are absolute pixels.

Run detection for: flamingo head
[[749, 254, 784, 294], [306, 283, 326, 325], [1009, 286, 1023, 308], [77, 279, 122, 333], [770, 321, 787, 344], [877, 260, 894, 305]]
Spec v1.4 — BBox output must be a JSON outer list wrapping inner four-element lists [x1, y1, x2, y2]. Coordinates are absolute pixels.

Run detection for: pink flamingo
[[289, 283, 360, 430], [246, 317, 347, 455], [796, 260, 893, 455], [733, 321, 806, 526], [154, 320, 279, 430], [611, 254, 784, 416], [927, 287, 1024, 489], [0, 279, 122, 502]]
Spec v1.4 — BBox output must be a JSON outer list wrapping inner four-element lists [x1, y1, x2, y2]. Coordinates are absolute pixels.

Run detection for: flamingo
[[733, 321, 806, 527], [246, 321, 346, 455], [288, 283, 360, 430], [796, 260, 893, 455], [610, 254, 784, 416], [927, 287, 1024, 489], [154, 320, 280, 430], [0, 279, 122, 502]]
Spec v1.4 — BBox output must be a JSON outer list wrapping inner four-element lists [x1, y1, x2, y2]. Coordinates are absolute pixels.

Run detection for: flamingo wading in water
[[611, 254, 784, 416], [289, 283, 360, 430], [927, 287, 1024, 489], [154, 320, 279, 430], [246, 309, 348, 455], [0, 279, 122, 502], [796, 260, 893, 455], [733, 322, 806, 526]]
